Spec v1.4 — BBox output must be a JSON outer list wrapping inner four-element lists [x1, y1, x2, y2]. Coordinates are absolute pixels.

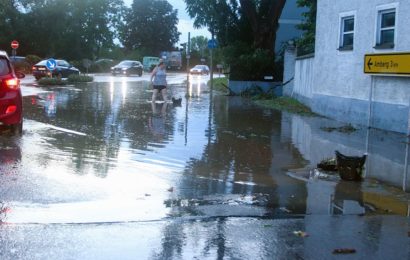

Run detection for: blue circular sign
[[208, 39, 217, 49], [46, 58, 57, 71]]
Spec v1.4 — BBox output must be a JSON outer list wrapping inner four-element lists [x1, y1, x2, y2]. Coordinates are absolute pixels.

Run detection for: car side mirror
[[15, 71, 25, 79]]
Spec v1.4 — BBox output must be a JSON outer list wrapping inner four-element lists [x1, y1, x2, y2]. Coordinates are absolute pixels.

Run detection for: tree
[[190, 36, 208, 58], [185, 0, 286, 54], [120, 0, 180, 55], [184, 0, 288, 81], [0, 0, 125, 60], [296, 0, 316, 56]]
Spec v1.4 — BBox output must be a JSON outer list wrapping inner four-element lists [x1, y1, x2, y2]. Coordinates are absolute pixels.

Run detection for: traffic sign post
[[208, 39, 217, 49], [364, 52, 410, 76], [11, 40, 19, 49], [363, 52, 410, 132], [11, 40, 19, 60], [208, 39, 217, 93], [46, 58, 57, 78]]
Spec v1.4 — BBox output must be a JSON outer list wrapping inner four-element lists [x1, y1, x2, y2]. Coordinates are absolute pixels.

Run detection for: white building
[[286, 0, 410, 133]]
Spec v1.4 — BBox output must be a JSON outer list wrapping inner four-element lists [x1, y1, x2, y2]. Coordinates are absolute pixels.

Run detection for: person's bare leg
[[161, 88, 168, 102], [152, 89, 158, 102]]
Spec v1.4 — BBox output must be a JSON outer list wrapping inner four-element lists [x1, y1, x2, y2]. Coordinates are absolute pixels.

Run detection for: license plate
[[38, 68, 46, 71]]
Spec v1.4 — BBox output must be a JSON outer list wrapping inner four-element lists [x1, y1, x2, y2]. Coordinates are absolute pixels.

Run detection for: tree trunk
[[239, 0, 286, 54]]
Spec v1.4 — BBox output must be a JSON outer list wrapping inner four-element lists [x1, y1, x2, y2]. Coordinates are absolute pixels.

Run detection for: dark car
[[190, 65, 210, 75], [32, 59, 80, 80], [0, 50, 25, 134], [111, 60, 143, 76]]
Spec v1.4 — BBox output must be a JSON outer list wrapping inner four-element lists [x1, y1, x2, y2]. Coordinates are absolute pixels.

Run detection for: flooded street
[[0, 74, 409, 259]]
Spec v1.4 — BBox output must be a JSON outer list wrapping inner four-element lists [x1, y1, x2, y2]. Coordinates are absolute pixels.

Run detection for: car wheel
[[35, 76, 41, 80], [10, 122, 23, 135]]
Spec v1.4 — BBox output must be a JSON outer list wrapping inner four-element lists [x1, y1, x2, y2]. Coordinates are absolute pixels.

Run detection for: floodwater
[[0, 75, 409, 225]]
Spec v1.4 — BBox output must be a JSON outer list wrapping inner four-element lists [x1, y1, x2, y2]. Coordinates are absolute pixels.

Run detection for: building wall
[[294, 55, 315, 105], [288, 0, 410, 133]]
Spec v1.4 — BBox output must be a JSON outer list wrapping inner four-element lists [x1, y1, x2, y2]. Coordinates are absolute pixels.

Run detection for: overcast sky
[[123, 0, 211, 45]]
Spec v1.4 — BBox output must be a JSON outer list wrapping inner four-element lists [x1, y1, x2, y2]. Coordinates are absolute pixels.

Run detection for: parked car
[[111, 60, 143, 76], [32, 59, 80, 80], [190, 65, 210, 75], [0, 50, 25, 134], [143, 56, 160, 72]]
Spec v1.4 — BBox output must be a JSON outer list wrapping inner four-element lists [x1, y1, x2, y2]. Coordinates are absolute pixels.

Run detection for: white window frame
[[374, 3, 399, 49], [337, 11, 356, 52], [340, 16, 354, 49]]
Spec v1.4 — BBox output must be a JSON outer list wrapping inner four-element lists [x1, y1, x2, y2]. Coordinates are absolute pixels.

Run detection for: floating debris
[[279, 207, 292, 213], [167, 187, 174, 192], [332, 248, 356, 254], [293, 231, 309, 237], [321, 124, 357, 134], [317, 157, 337, 171]]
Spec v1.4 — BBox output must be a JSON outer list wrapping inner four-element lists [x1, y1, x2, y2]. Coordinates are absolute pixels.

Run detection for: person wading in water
[[150, 61, 168, 103]]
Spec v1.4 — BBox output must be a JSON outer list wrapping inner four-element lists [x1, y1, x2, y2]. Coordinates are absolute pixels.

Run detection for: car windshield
[[194, 65, 207, 69], [36, 60, 48, 66], [57, 60, 70, 67], [118, 61, 134, 66], [0, 58, 11, 76]]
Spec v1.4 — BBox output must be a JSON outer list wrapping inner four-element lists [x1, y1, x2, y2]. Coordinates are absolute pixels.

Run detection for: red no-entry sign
[[11, 40, 19, 49]]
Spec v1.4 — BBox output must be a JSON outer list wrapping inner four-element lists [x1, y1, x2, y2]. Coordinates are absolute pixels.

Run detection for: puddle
[[1, 79, 409, 225]]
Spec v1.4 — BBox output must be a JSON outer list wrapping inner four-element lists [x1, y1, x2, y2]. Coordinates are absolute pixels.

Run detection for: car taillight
[[32, 66, 36, 71], [5, 105, 17, 114], [5, 78, 19, 90]]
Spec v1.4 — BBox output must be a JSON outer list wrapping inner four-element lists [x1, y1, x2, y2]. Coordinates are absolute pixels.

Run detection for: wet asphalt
[[0, 73, 409, 259]]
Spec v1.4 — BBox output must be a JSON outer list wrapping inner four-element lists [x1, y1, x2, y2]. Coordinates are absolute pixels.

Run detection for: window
[[376, 9, 395, 48], [340, 16, 354, 50], [0, 58, 11, 76]]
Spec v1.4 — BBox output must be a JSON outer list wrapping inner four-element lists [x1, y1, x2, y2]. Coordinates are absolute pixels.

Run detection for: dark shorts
[[153, 85, 166, 91]]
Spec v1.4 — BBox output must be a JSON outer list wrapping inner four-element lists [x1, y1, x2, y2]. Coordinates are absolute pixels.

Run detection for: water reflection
[[19, 78, 410, 217]]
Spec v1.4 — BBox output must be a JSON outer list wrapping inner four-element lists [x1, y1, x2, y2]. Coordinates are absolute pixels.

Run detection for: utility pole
[[186, 32, 191, 93]]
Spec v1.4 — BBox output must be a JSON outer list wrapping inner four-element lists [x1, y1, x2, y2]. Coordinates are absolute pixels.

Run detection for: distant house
[[285, 0, 410, 133]]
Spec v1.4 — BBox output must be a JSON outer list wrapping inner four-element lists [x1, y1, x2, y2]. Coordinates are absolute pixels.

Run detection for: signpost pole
[[403, 97, 410, 192], [186, 32, 191, 94], [367, 76, 375, 128], [210, 34, 214, 93]]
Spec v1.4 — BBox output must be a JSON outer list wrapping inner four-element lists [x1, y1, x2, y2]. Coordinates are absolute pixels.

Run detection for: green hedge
[[67, 74, 94, 83], [38, 78, 66, 86]]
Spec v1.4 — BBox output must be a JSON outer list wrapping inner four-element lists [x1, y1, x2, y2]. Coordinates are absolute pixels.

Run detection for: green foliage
[[67, 74, 94, 83], [256, 97, 316, 116], [25, 55, 42, 65], [224, 44, 275, 81], [38, 77, 66, 86], [185, 1, 287, 81], [120, 0, 180, 55], [296, 0, 317, 56], [208, 77, 228, 92], [0, 0, 126, 60], [89, 59, 116, 73]]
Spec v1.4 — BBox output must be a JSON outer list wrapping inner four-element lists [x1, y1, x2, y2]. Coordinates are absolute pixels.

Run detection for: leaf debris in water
[[332, 248, 356, 254]]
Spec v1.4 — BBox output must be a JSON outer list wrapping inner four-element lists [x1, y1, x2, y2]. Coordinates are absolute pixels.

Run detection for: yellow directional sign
[[364, 52, 410, 75]]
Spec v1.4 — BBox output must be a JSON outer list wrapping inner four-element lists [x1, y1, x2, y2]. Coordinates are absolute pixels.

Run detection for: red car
[[0, 50, 25, 134]]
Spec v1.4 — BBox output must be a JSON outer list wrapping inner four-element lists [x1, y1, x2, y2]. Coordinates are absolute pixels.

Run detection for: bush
[[67, 74, 94, 83], [208, 77, 228, 92], [25, 55, 42, 66], [89, 59, 115, 73], [38, 77, 66, 86], [223, 43, 276, 81]]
